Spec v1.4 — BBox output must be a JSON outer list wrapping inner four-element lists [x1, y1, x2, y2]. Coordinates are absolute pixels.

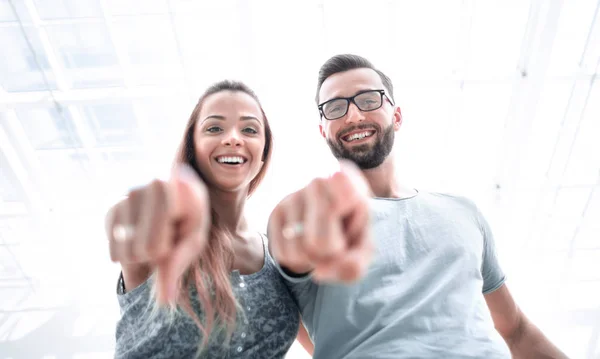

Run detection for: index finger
[[154, 166, 211, 305], [327, 170, 370, 218]]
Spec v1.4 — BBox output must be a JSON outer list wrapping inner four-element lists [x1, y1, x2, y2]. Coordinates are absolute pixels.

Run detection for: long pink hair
[[170, 80, 273, 345]]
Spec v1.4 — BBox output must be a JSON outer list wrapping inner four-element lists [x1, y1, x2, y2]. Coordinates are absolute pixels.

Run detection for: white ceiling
[[0, 0, 599, 358]]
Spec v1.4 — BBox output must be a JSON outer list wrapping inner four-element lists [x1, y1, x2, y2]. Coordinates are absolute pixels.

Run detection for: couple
[[105, 54, 568, 358]]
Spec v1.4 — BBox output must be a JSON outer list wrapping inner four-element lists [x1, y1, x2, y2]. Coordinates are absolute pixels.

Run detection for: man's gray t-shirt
[[279, 192, 511, 358]]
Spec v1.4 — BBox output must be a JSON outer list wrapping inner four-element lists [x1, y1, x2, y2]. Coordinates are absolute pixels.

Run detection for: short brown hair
[[315, 54, 395, 104]]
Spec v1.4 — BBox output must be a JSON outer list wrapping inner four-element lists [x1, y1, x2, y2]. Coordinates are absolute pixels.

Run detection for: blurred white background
[[0, 0, 599, 358]]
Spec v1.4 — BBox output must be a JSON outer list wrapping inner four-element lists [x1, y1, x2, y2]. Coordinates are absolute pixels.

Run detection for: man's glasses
[[318, 89, 394, 120]]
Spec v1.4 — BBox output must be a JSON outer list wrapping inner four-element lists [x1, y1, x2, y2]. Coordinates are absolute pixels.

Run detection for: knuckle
[[340, 262, 360, 281], [311, 177, 328, 192], [150, 179, 169, 200], [149, 178, 166, 190], [313, 177, 326, 186], [128, 187, 144, 201], [128, 188, 145, 209], [330, 171, 348, 187], [144, 241, 162, 259], [283, 191, 302, 208], [115, 200, 129, 215], [303, 244, 320, 260], [133, 237, 149, 257], [304, 237, 330, 258], [147, 237, 170, 259]]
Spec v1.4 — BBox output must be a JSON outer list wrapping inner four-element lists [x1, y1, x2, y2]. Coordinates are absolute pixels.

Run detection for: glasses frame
[[318, 89, 395, 120]]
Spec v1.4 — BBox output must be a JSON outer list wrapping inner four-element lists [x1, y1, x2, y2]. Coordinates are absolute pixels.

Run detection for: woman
[[105, 80, 313, 358]]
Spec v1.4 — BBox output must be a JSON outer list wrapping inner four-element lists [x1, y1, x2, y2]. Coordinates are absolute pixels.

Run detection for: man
[[267, 54, 568, 358]]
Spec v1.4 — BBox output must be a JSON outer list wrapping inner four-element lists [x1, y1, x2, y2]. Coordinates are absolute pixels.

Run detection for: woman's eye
[[206, 126, 222, 133], [243, 127, 258, 134]]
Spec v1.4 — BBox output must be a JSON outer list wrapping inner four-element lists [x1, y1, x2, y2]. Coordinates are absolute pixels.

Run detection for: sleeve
[[266, 237, 319, 333], [116, 271, 152, 313], [114, 273, 157, 358], [114, 273, 194, 359], [475, 207, 506, 294]]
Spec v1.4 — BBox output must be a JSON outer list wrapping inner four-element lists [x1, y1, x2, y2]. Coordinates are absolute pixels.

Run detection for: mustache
[[337, 123, 380, 139]]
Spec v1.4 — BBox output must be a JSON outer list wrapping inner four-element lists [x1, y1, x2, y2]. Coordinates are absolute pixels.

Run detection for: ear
[[393, 106, 402, 131], [319, 123, 327, 139]]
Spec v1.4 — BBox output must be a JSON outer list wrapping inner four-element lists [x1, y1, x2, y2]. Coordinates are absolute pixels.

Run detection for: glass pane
[[570, 249, 600, 281], [16, 106, 82, 149], [33, 0, 103, 20], [576, 222, 600, 250], [136, 98, 186, 139], [545, 80, 594, 181], [1, 311, 55, 341], [45, 23, 123, 88], [98, 150, 152, 196], [0, 27, 57, 91], [81, 103, 142, 147], [113, 15, 178, 66], [561, 281, 600, 311], [583, 188, 600, 223], [521, 81, 575, 186], [112, 15, 179, 85], [173, 1, 249, 87], [0, 0, 30, 22], [0, 287, 31, 313], [0, 246, 24, 280], [0, 152, 24, 202], [387, 0, 463, 78], [466, 0, 530, 78], [36, 151, 92, 200], [539, 215, 579, 251], [553, 187, 592, 219], [547, 0, 599, 76], [105, 0, 168, 15], [134, 98, 189, 173], [0, 216, 37, 245], [563, 80, 600, 186], [442, 82, 511, 192]]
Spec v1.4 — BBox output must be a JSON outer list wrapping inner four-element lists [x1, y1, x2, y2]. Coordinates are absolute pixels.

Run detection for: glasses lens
[[355, 91, 383, 111], [322, 99, 348, 120]]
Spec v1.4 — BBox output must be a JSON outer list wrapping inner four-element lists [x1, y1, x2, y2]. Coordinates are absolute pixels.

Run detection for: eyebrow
[[201, 115, 262, 124], [323, 88, 378, 104]]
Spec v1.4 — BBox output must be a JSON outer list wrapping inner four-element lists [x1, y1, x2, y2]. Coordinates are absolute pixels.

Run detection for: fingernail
[[339, 161, 370, 195], [127, 184, 145, 192]]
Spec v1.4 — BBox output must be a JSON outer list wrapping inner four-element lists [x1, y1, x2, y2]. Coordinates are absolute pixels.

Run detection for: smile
[[342, 130, 375, 143], [215, 155, 248, 165]]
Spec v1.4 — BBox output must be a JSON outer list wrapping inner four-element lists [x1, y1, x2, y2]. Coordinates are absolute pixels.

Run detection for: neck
[[208, 188, 248, 234], [357, 155, 417, 199]]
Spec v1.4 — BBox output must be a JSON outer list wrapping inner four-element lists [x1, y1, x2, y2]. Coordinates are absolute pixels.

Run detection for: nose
[[222, 129, 243, 147], [345, 102, 365, 124]]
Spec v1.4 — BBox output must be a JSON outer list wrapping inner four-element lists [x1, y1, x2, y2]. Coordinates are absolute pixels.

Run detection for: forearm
[[296, 318, 315, 355], [506, 318, 569, 359]]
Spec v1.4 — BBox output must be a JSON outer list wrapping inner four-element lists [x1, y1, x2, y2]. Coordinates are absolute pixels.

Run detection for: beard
[[326, 122, 395, 170]]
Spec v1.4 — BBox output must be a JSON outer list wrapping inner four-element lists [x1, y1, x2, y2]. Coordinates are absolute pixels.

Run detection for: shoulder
[[417, 191, 487, 231], [418, 191, 480, 212]]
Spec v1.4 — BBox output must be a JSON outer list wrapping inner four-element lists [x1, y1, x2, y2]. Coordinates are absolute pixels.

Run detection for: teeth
[[217, 156, 244, 164], [346, 131, 373, 142]]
